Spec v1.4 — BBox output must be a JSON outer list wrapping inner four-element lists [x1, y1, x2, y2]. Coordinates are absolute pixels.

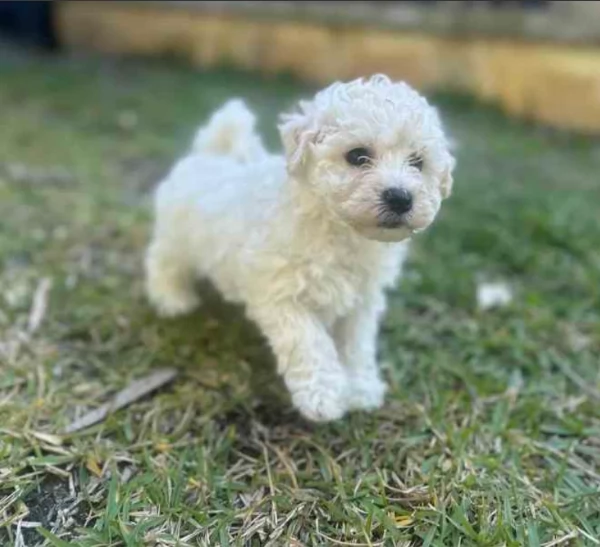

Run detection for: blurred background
[[2, 1, 600, 133]]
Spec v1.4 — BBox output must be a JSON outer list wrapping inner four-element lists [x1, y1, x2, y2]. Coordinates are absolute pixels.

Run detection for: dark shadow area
[[0, 1, 56, 50], [184, 279, 292, 415]]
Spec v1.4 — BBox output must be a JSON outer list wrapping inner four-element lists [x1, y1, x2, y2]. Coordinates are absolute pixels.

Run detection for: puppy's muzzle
[[379, 188, 413, 228]]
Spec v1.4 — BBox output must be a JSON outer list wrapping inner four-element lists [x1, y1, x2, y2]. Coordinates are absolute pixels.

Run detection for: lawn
[[1, 46, 599, 547]]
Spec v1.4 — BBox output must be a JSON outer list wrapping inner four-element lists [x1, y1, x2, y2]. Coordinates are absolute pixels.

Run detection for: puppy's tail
[[192, 99, 267, 163]]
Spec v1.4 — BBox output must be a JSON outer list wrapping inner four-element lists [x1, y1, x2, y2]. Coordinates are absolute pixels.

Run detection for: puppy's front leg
[[250, 304, 350, 422], [334, 291, 388, 411]]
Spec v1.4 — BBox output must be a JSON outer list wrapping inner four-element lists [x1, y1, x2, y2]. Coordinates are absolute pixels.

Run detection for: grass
[[0, 45, 599, 547]]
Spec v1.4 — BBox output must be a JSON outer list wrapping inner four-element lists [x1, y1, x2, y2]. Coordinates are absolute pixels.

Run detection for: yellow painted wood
[[54, 2, 600, 134]]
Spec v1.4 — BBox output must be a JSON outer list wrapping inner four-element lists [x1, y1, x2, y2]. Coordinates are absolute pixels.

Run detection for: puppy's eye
[[408, 153, 424, 171], [345, 147, 373, 167]]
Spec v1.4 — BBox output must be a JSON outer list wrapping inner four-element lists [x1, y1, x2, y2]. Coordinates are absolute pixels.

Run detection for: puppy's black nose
[[382, 188, 413, 215]]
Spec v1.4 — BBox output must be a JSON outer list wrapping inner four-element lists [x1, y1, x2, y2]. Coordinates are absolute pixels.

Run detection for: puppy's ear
[[278, 103, 319, 175], [430, 108, 456, 199], [440, 153, 456, 199]]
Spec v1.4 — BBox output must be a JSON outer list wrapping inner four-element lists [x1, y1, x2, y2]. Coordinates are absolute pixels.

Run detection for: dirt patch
[[0, 475, 91, 547]]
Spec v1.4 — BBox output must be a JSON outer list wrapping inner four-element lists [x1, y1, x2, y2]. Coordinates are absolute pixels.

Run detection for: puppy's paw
[[291, 377, 349, 423], [348, 374, 387, 411], [148, 288, 200, 318]]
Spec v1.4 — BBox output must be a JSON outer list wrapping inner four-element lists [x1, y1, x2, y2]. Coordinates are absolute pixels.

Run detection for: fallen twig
[[542, 530, 578, 547], [63, 368, 178, 434], [27, 277, 52, 334]]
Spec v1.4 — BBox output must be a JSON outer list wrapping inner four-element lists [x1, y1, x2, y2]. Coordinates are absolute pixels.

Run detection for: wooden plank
[[54, 2, 600, 134], [123, 1, 600, 46]]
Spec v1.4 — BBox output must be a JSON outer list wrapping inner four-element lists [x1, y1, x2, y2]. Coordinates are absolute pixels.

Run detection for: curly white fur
[[145, 75, 455, 422]]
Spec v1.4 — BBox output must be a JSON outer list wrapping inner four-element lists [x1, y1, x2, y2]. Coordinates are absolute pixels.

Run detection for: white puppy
[[145, 74, 455, 422]]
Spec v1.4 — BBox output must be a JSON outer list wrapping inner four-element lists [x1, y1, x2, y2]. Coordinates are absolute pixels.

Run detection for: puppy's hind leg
[[145, 240, 200, 317]]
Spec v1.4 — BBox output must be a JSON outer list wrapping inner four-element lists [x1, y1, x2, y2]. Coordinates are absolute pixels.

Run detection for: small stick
[[63, 368, 178, 434], [27, 278, 52, 334], [542, 531, 578, 547]]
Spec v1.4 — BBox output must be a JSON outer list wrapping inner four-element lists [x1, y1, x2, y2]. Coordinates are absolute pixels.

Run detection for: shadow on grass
[[143, 279, 314, 430]]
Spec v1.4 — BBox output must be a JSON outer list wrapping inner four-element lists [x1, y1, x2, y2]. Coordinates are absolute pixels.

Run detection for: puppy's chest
[[295, 244, 394, 316]]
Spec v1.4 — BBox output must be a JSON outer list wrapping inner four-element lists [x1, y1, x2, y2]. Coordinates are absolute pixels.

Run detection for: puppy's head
[[278, 75, 455, 242]]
